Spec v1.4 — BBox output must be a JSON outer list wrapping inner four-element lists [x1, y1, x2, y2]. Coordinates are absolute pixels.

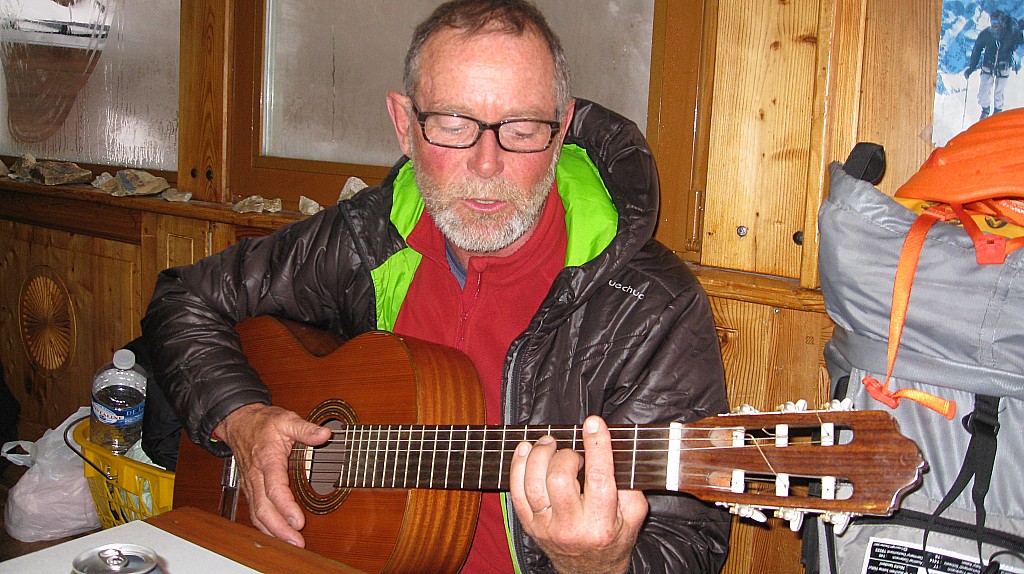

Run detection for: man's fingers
[[523, 436, 558, 513], [218, 404, 326, 547], [580, 416, 619, 518]]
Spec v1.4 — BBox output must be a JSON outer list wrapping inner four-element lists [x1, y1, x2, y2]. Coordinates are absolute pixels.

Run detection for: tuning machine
[[718, 503, 768, 523], [821, 511, 855, 535]]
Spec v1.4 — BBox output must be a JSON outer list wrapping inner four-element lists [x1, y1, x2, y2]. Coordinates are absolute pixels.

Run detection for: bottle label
[[91, 399, 145, 427]]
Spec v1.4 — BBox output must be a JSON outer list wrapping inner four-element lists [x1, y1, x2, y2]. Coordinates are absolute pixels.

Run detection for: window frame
[[177, 0, 707, 254]]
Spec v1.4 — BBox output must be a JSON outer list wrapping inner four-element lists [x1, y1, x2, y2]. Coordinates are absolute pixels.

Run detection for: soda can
[[71, 543, 161, 574]]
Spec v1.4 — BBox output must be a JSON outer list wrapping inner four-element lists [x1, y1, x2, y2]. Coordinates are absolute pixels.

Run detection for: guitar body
[[173, 316, 486, 574]]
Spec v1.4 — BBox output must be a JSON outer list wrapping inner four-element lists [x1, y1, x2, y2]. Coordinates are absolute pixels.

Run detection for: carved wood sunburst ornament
[[19, 267, 76, 373]]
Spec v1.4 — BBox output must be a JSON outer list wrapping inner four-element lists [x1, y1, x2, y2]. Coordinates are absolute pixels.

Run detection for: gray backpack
[[807, 147, 1024, 574]]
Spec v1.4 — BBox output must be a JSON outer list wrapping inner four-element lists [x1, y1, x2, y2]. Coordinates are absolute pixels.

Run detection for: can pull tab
[[99, 548, 129, 569]]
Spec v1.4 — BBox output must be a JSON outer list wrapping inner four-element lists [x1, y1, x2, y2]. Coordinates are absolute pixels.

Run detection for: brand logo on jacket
[[608, 280, 645, 300]]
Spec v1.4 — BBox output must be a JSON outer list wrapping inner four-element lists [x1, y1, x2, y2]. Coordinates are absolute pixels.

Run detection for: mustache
[[444, 178, 522, 202]]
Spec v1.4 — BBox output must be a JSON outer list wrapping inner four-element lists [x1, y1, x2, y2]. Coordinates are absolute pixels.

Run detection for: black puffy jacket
[[141, 99, 730, 573]]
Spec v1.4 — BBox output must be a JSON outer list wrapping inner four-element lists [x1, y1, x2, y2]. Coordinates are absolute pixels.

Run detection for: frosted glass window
[[0, 0, 179, 171], [263, 0, 653, 167]]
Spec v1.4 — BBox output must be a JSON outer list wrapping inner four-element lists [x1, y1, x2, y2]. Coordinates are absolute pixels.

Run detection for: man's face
[[387, 28, 573, 255]]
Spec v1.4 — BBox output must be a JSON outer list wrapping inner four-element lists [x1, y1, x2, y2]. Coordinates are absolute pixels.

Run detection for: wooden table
[[147, 506, 366, 573]]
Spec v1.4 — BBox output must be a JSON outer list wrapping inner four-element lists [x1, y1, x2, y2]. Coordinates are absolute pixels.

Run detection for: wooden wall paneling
[[711, 296, 833, 574], [796, 0, 836, 290], [0, 220, 142, 440], [701, 0, 822, 279], [140, 213, 213, 310], [178, 0, 230, 203], [857, 0, 942, 195], [801, 0, 871, 290], [647, 0, 710, 262]]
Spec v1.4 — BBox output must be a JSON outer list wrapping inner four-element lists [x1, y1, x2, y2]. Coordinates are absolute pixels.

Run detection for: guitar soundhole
[[291, 399, 357, 515]]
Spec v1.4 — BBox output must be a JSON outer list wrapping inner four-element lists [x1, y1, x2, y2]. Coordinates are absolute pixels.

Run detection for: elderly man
[[142, 1, 730, 572]]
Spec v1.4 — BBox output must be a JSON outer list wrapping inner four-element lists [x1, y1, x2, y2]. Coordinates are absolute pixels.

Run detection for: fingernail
[[536, 435, 554, 445], [584, 418, 599, 434], [516, 442, 531, 456], [287, 517, 298, 529]]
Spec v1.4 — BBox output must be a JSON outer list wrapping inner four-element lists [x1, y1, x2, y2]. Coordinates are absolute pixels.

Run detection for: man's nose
[[468, 129, 504, 179]]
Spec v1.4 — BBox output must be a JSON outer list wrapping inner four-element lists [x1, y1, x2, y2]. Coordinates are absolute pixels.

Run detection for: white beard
[[414, 149, 559, 254]]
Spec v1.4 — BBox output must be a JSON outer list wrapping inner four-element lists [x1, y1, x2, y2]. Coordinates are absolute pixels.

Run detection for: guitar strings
[[283, 428, 843, 491]]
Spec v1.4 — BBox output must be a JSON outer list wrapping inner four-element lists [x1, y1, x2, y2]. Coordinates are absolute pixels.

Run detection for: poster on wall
[[932, 1, 1024, 146]]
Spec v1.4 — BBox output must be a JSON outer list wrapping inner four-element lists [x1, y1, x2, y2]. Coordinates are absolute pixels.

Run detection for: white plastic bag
[[1, 406, 101, 542]]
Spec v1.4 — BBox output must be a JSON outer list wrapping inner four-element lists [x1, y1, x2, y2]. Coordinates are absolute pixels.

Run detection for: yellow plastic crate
[[72, 419, 176, 528]]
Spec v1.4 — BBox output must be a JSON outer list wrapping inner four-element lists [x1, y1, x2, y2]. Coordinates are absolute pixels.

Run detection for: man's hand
[[509, 416, 648, 574], [213, 404, 331, 546]]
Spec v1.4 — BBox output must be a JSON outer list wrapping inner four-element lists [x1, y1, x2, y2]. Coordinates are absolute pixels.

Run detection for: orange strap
[[862, 206, 957, 420]]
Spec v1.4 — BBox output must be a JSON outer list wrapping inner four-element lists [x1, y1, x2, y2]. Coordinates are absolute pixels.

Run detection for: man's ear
[[386, 91, 415, 158], [557, 98, 576, 144]]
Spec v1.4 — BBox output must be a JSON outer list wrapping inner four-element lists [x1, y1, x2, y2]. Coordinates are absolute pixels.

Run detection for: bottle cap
[[112, 348, 136, 370]]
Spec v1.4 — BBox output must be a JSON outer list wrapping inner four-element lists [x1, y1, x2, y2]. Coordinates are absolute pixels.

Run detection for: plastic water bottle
[[89, 349, 148, 455]]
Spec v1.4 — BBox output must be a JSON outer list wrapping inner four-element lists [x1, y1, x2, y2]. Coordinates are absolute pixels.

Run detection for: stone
[[8, 153, 36, 181], [109, 169, 170, 197], [92, 172, 117, 192], [339, 176, 368, 202], [264, 197, 282, 213], [233, 195, 283, 213], [299, 196, 323, 215], [160, 188, 192, 202], [31, 160, 93, 185], [234, 195, 266, 213]]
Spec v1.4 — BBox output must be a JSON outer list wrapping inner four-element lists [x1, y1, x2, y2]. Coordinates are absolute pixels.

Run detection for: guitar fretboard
[[303, 424, 683, 492]]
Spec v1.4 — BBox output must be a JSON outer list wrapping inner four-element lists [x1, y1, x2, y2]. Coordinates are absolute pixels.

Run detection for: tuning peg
[[778, 399, 808, 412], [776, 508, 805, 532], [822, 512, 853, 535], [825, 398, 855, 411], [732, 404, 760, 414], [720, 503, 768, 523]]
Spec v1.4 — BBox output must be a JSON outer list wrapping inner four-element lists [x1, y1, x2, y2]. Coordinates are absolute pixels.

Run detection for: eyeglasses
[[411, 101, 560, 153]]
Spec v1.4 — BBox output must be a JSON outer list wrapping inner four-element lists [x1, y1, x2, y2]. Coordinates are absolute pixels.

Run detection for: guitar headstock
[[678, 399, 925, 532]]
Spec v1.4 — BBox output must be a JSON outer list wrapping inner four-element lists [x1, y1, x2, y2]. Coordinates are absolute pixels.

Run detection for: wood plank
[[178, 0, 229, 202], [0, 179, 301, 231], [647, 0, 708, 261], [702, 0, 822, 278], [858, 0, 942, 195], [147, 507, 366, 574], [0, 189, 142, 244], [693, 265, 825, 312]]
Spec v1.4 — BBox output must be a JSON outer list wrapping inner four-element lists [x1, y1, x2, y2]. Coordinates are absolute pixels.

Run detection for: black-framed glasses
[[411, 102, 560, 153]]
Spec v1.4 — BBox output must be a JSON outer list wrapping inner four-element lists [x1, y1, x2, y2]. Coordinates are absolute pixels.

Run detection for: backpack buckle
[[974, 234, 1007, 265]]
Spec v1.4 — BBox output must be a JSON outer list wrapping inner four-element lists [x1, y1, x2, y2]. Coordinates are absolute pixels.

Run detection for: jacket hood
[[541, 98, 661, 317]]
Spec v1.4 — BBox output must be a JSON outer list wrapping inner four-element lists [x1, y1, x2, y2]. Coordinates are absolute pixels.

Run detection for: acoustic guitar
[[173, 315, 925, 574]]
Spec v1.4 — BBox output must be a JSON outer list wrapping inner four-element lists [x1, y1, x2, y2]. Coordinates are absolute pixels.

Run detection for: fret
[[428, 426, 438, 489], [340, 426, 350, 487], [629, 425, 638, 490], [370, 425, 380, 488], [390, 425, 400, 488], [460, 425, 469, 490], [403, 425, 412, 488], [381, 425, 391, 487], [376, 425, 386, 488], [496, 427, 507, 490]]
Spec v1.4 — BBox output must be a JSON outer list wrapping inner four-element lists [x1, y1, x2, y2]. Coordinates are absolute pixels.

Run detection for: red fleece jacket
[[394, 185, 567, 573]]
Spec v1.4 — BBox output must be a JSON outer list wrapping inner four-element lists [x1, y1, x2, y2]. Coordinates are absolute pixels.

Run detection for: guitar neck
[[305, 424, 679, 493]]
